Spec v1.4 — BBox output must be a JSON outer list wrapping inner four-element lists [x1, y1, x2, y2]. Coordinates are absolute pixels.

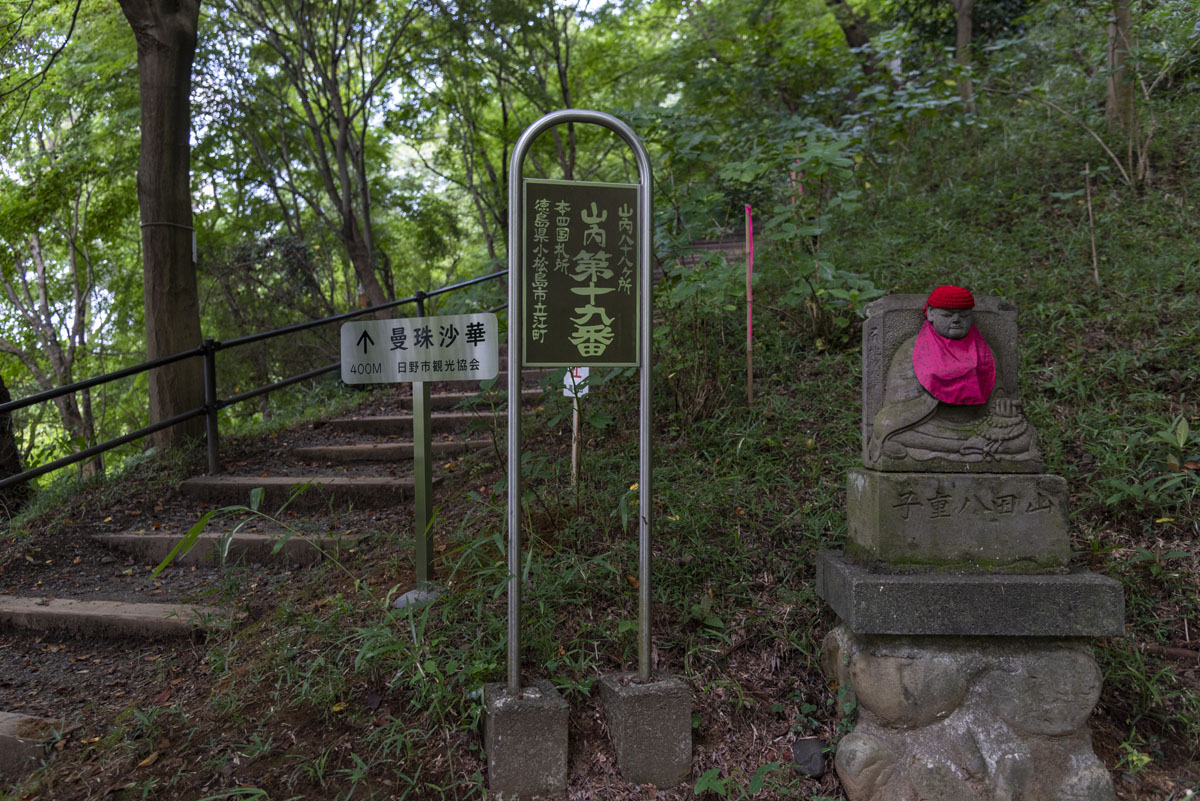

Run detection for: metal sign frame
[[507, 110, 655, 694]]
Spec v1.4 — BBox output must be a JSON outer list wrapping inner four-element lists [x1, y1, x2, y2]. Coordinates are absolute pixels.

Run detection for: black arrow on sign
[[357, 330, 375, 354]]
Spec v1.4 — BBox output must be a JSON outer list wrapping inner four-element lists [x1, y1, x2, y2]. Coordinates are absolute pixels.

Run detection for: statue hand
[[991, 397, 1022, 418]]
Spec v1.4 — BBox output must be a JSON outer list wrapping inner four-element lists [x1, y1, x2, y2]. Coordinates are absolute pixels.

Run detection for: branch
[[992, 88, 1132, 186], [0, 0, 83, 104]]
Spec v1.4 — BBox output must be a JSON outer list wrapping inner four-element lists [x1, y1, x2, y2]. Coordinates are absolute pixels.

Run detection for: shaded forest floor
[[2, 331, 1198, 799]]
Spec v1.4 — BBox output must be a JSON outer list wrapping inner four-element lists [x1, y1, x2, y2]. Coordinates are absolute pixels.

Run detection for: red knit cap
[[925, 285, 975, 311]]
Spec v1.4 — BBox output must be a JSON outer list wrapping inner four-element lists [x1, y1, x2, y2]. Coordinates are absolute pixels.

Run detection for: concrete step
[[293, 439, 491, 463], [0, 597, 235, 638], [492, 368, 555, 387], [0, 712, 80, 780], [180, 475, 429, 509], [92, 530, 366, 567], [398, 388, 543, 411], [325, 411, 492, 436]]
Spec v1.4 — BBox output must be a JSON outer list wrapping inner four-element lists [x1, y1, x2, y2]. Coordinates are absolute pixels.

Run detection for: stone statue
[[817, 284, 1123, 801], [864, 286, 1042, 472]]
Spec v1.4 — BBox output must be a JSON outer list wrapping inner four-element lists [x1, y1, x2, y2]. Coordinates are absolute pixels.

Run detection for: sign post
[[412, 295, 433, 586], [562, 367, 590, 486], [484, 109, 690, 798], [340, 311, 499, 594]]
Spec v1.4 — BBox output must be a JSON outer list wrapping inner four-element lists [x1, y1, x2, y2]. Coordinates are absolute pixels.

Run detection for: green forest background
[[2, 0, 1193, 483]]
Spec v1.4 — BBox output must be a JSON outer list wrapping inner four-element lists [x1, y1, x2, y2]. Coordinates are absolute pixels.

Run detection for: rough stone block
[[815, 550, 1124, 637], [484, 679, 568, 800], [599, 673, 691, 788], [846, 468, 1070, 570], [0, 597, 232, 638], [0, 712, 79, 780], [822, 626, 1117, 801]]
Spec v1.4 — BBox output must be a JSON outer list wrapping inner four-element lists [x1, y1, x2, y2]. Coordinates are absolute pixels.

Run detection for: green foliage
[[883, 0, 1036, 53], [0, 0, 142, 477], [693, 760, 806, 798], [1100, 415, 1200, 524]]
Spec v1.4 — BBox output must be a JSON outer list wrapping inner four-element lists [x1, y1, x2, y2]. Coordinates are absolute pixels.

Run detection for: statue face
[[926, 307, 973, 340]]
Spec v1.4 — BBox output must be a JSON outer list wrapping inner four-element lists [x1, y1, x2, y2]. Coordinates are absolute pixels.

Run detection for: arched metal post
[[507, 110, 655, 694]]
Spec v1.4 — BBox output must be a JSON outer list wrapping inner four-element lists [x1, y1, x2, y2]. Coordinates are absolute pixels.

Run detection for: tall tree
[[205, 0, 426, 308], [1105, 0, 1134, 139], [949, 0, 976, 111], [826, 0, 881, 76], [423, 0, 642, 259], [0, 373, 29, 516], [117, 0, 205, 446]]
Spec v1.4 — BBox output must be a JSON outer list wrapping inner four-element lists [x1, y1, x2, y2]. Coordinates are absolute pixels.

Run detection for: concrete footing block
[[599, 672, 692, 788], [483, 679, 568, 799]]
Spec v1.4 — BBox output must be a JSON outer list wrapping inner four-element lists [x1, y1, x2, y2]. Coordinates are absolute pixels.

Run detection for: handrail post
[[412, 292, 434, 586], [203, 339, 220, 475]]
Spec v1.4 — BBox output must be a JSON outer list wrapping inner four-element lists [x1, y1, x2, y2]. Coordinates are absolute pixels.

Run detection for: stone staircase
[[0, 359, 551, 782]]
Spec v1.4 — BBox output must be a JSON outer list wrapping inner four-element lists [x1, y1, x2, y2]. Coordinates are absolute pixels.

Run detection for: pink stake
[[746, 204, 754, 405]]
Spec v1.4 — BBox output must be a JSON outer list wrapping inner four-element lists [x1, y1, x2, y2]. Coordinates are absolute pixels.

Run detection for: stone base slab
[[821, 626, 1116, 801], [484, 680, 568, 800], [816, 550, 1123, 637], [847, 469, 1070, 570], [599, 673, 691, 788]]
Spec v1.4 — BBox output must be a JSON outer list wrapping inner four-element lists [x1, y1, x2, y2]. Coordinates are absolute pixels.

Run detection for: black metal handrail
[[0, 268, 508, 490]]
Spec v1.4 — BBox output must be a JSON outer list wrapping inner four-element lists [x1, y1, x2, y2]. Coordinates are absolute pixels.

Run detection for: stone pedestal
[[821, 629, 1117, 801], [818, 292, 1126, 801], [599, 673, 692, 787], [483, 680, 569, 800], [818, 550, 1123, 801], [846, 469, 1070, 570], [816, 551, 1123, 638]]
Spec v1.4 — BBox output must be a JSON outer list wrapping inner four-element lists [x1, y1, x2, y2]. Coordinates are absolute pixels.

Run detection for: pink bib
[[912, 321, 995, 405]]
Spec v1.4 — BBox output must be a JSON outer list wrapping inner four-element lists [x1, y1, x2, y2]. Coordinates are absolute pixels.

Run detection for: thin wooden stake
[[1085, 162, 1100, 287]]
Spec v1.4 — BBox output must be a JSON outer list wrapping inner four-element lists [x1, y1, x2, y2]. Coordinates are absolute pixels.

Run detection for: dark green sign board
[[522, 179, 640, 367]]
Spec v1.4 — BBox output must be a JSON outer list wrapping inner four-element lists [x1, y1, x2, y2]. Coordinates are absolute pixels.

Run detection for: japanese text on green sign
[[523, 179, 639, 367]]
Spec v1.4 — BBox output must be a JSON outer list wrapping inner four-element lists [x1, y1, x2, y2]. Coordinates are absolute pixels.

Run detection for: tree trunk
[[951, 0, 976, 113], [343, 211, 389, 310], [1106, 0, 1135, 152], [0, 375, 30, 517], [826, 0, 880, 77], [118, 0, 205, 448]]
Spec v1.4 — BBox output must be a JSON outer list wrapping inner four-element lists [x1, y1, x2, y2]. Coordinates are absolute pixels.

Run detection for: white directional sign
[[340, 313, 500, 384], [562, 366, 590, 397]]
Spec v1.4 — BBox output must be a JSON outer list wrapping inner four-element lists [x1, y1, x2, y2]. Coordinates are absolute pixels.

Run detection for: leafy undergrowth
[[4, 309, 1199, 800]]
